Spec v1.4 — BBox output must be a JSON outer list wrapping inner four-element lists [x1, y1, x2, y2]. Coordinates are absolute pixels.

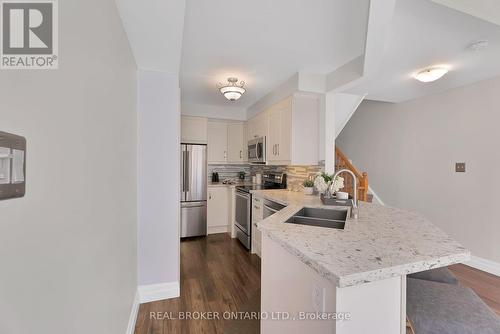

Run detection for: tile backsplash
[[208, 164, 324, 190], [250, 165, 324, 191], [208, 164, 251, 182]]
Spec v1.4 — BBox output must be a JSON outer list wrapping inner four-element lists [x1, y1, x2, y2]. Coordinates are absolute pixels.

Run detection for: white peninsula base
[[261, 234, 406, 334]]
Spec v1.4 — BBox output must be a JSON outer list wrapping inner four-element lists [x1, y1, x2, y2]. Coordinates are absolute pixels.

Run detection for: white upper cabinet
[[267, 97, 292, 163], [247, 111, 269, 141], [227, 123, 246, 163], [266, 94, 319, 166], [181, 116, 208, 144], [208, 121, 246, 164], [208, 121, 228, 163]]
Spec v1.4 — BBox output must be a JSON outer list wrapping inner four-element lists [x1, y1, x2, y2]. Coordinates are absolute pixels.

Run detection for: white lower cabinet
[[207, 187, 230, 234], [251, 196, 263, 257]]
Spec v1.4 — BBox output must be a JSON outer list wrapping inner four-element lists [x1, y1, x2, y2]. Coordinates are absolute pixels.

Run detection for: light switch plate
[[455, 162, 466, 173]]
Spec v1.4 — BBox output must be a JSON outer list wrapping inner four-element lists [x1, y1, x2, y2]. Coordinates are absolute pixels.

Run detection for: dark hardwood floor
[[134, 234, 261, 334], [134, 234, 500, 334]]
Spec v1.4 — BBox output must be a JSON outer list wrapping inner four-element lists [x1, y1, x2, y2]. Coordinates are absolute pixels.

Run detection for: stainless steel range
[[234, 173, 287, 250]]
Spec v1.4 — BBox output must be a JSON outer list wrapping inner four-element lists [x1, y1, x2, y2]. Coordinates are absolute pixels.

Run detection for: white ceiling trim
[[246, 0, 396, 119], [326, 0, 397, 93]]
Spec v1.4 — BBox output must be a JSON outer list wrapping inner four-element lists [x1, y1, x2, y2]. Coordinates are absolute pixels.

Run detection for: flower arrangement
[[314, 173, 344, 198]]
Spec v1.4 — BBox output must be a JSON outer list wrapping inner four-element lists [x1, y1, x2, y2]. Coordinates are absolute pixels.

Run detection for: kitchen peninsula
[[254, 190, 470, 334]]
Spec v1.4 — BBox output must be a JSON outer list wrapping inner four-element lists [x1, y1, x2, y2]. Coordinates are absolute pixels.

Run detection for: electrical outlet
[[312, 283, 325, 313], [455, 162, 466, 173]]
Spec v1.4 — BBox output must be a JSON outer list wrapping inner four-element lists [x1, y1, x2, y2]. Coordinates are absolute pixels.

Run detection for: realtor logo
[[1, 0, 58, 69]]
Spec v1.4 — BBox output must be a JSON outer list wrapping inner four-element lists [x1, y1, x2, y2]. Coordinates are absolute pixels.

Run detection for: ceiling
[[179, 0, 369, 109], [115, 0, 185, 72], [347, 0, 500, 102], [430, 0, 500, 26]]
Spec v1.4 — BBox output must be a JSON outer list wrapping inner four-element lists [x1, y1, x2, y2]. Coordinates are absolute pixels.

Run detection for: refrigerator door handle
[[185, 151, 190, 192], [181, 201, 206, 208], [181, 150, 185, 192]]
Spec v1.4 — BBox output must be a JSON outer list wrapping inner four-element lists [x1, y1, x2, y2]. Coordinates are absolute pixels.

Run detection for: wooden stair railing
[[334, 147, 369, 202]]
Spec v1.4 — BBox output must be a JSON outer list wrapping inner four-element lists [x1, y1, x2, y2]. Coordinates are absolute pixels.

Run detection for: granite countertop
[[254, 189, 470, 288], [208, 180, 255, 188]]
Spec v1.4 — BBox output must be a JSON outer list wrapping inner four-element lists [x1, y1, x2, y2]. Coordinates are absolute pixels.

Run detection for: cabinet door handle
[[240, 150, 242, 159], [254, 205, 260, 209], [277, 144, 280, 156]]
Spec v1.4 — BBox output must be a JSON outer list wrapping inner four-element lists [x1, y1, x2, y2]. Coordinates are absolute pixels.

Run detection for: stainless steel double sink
[[285, 207, 348, 230]]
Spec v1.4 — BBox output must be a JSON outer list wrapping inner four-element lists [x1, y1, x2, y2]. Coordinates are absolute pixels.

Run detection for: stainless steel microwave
[[248, 137, 266, 164]]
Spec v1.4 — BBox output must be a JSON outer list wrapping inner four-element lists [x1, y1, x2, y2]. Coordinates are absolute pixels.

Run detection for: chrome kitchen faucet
[[333, 169, 359, 219]]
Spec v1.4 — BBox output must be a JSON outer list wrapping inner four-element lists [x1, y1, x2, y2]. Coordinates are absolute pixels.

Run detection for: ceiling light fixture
[[217, 77, 246, 101], [414, 67, 449, 83], [468, 40, 489, 52]]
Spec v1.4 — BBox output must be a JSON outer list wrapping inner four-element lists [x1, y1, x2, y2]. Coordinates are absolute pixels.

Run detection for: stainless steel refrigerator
[[180, 144, 207, 238]]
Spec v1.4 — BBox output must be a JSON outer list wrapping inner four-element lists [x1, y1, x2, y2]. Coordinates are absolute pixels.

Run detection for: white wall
[[137, 71, 180, 286], [323, 92, 336, 173], [334, 93, 365, 138], [0, 0, 137, 333], [182, 101, 246, 121], [337, 75, 500, 264]]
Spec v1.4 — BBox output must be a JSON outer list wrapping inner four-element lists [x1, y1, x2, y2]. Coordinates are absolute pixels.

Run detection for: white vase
[[303, 187, 314, 195]]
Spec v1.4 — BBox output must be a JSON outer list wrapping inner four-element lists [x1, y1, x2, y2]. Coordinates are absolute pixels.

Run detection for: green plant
[[303, 180, 314, 188]]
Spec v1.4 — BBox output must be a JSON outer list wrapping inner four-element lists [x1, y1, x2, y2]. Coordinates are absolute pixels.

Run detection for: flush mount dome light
[[414, 67, 449, 83], [217, 77, 246, 101], [468, 40, 489, 51]]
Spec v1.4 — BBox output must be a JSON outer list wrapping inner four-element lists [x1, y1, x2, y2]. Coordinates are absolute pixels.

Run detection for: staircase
[[334, 147, 372, 203]]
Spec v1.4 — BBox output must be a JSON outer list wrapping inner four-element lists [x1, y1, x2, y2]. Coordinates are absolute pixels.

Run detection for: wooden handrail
[[335, 147, 369, 202]]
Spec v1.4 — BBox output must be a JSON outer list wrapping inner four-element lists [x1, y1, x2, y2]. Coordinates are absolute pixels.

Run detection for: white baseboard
[[368, 186, 385, 206], [138, 281, 180, 304], [126, 291, 140, 334], [208, 225, 229, 234], [466, 255, 500, 277]]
